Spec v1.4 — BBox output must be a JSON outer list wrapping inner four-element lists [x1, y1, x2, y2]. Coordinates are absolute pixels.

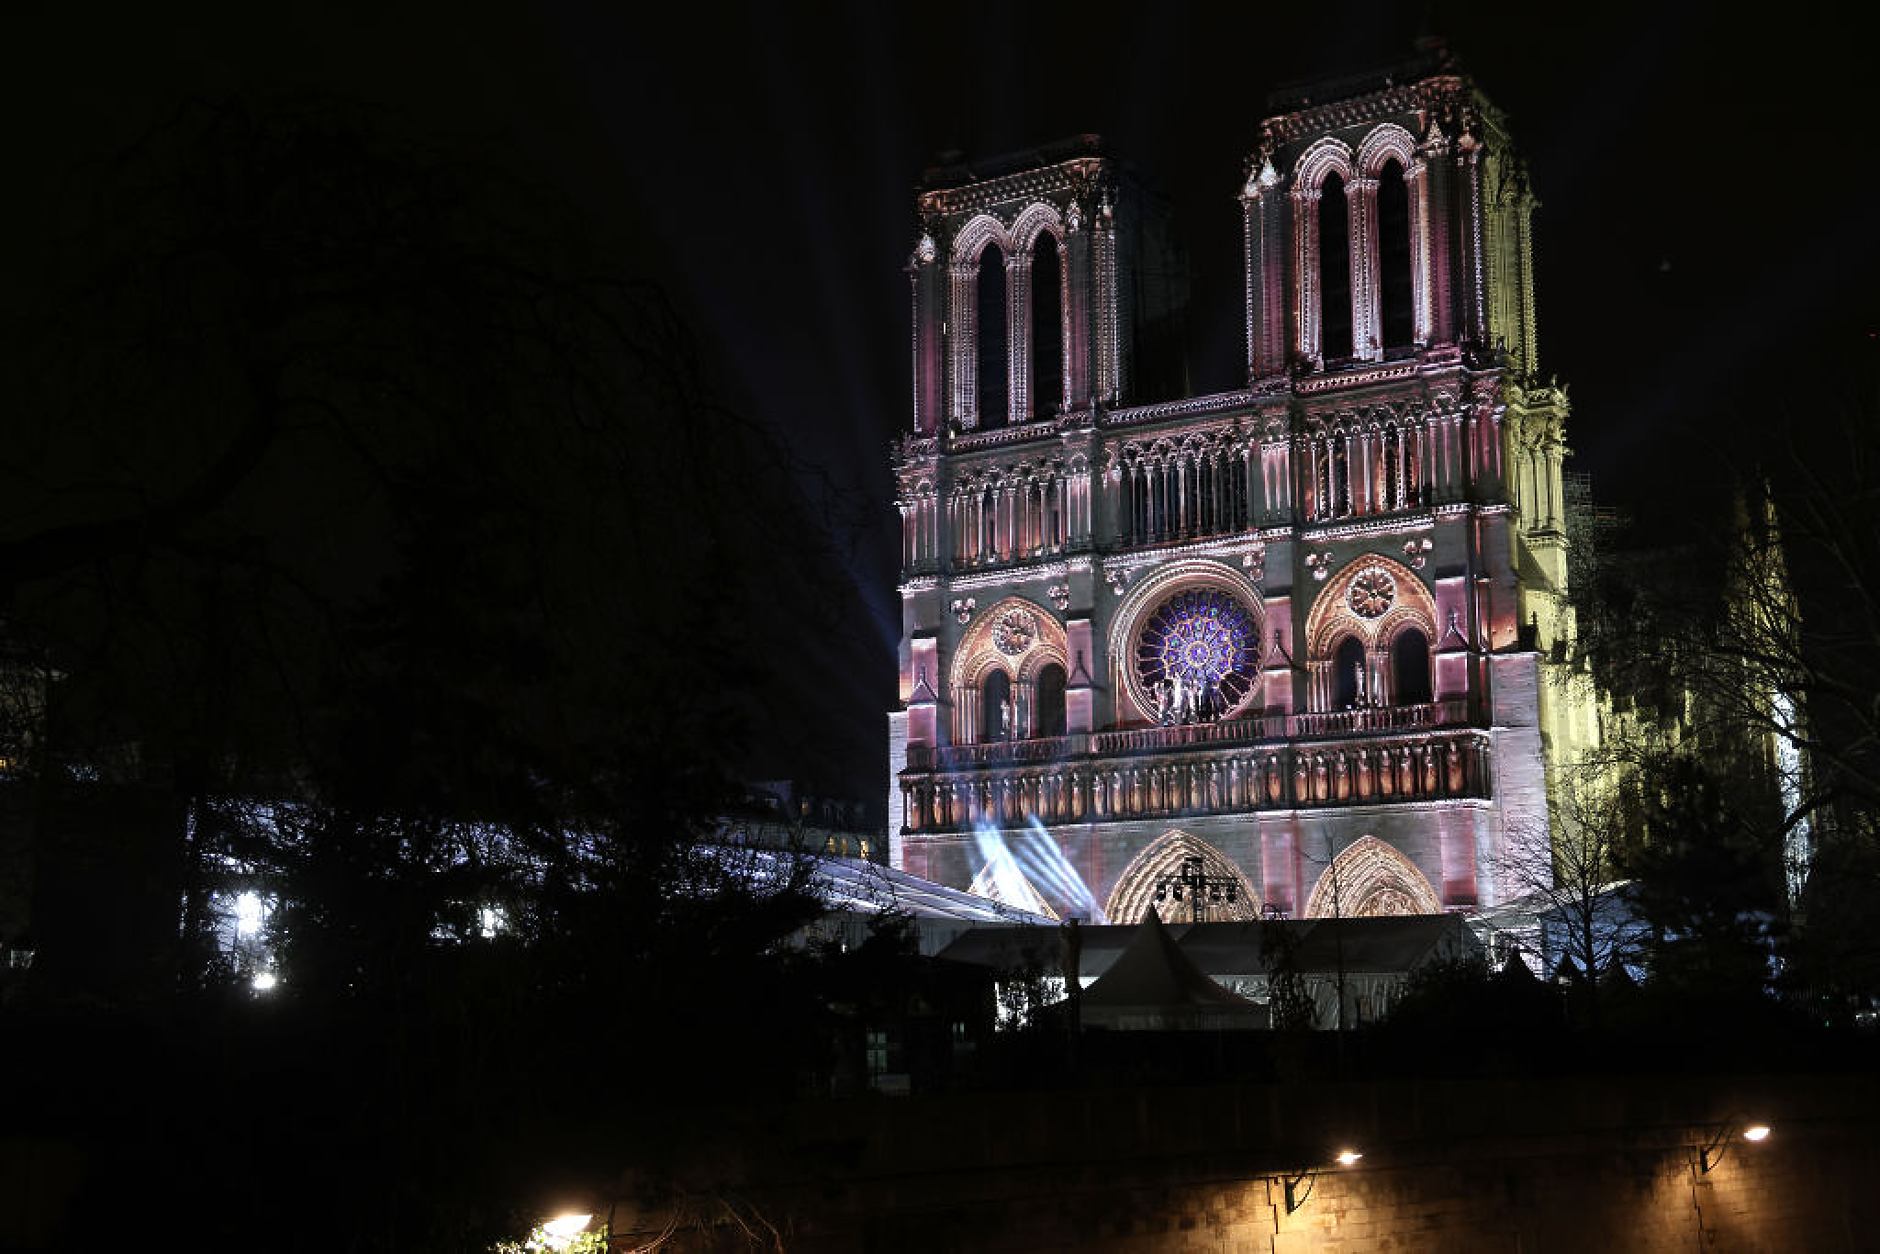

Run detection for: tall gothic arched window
[[976, 245, 1008, 428], [1377, 159, 1413, 351], [982, 669, 1012, 742], [1319, 174, 1353, 361], [1030, 233, 1062, 420], [1391, 628, 1432, 704], [1034, 664, 1067, 738], [1332, 636, 1366, 708]]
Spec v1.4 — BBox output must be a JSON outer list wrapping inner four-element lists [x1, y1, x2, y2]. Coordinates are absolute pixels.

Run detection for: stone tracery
[[1303, 555, 1437, 712], [1303, 835, 1443, 919], [950, 596, 1069, 744], [1108, 560, 1266, 725], [1104, 830, 1261, 925]]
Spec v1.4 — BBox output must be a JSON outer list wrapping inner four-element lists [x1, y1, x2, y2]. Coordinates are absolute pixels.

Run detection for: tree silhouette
[[0, 96, 842, 1250]]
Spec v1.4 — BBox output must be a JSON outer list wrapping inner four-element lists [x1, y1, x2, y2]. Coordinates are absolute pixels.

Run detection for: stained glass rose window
[[1134, 588, 1259, 715]]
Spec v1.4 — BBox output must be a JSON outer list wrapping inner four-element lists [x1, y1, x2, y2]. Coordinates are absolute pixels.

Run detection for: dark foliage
[[0, 97, 848, 1250]]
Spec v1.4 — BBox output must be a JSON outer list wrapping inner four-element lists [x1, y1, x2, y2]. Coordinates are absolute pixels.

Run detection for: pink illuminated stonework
[[888, 49, 1584, 923]]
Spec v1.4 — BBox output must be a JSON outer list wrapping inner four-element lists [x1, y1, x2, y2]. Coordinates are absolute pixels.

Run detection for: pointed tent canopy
[[1081, 909, 1261, 1027]]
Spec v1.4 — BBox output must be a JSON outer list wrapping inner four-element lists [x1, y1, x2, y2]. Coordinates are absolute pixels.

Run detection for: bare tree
[[1500, 758, 1643, 990]]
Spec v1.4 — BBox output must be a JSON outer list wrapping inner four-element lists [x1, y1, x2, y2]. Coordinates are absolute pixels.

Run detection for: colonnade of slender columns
[[942, 472, 1081, 567], [1117, 444, 1254, 546], [1305, 424, 1428, 521], [899, 734, 1486, 833]]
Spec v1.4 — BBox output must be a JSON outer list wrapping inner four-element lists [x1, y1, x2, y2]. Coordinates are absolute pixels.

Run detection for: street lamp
[[1152, 855, 1239, 923], [1701, 1121, 1772, 1173], [1282, 1146, 1365, 1212]]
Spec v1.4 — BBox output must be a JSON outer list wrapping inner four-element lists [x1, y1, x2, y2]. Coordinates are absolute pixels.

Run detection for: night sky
[[13, 3, 1874, 813]]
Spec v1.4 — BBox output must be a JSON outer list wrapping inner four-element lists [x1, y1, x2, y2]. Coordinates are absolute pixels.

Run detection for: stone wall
[[608, 1073, 1880, 1252]]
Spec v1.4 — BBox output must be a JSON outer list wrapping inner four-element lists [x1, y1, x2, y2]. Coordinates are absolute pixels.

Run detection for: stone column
[[1348, 174, 1381, 361]]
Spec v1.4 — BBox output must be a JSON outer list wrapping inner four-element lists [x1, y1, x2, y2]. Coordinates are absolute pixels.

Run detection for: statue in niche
[[1445, 740, 1464, 792], [1001, 695, 1016, 742], [1153, 678, 1172, 726]]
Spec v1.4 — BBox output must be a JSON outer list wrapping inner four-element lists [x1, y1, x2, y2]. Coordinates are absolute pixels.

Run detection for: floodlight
[[541, 1213, 594, 1250]]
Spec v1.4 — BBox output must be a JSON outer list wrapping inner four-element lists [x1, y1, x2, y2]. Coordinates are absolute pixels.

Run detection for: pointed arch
[[1293, 137, 1357, 192], [1104, 830, 1260, 925], [950, 596, 1069, 744], [1303, 835, 1443, 918], [1302, 556, 1438, 712], [1355, 123, 1418, 178], [1291, 138, 1357, 368], [1028, 229, 1065, 420], [951, 213, 1013, 264], [1355, 122, 1430, 347], [1008, 201, 1066, 252], [1303, 555, 1437, 658]]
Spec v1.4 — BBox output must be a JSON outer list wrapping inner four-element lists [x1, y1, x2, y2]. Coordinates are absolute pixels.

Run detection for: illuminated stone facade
[[888, 52, 1590, 923]]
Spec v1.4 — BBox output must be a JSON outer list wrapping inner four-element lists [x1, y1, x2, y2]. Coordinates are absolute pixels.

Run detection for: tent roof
[[1081, 910, 1253, 1009], [937, 913, 1478, 979]]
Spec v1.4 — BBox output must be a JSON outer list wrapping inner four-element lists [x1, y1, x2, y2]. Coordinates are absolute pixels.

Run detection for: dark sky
[[14, 2, 1874, 809]]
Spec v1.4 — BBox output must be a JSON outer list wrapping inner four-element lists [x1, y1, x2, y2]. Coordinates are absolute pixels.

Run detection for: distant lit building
[[888, 46, 1594, 923]]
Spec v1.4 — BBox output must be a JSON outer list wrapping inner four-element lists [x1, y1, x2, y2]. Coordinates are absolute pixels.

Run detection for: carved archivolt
[[1355, 122, 1419, 177], [953, 595, 1068, 690], [1303, 554, 1436, 659], [948, 596, 1071, 743], [1009, 200, 1067, 252], [1303, 835, 1442, 918], [1104, 829, 1260, 925], [951, 212, 1012, 266], [1291, 136, 1357, 195]]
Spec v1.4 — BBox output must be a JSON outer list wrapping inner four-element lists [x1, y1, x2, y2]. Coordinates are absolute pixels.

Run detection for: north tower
[[888, 48, 1588, 924]]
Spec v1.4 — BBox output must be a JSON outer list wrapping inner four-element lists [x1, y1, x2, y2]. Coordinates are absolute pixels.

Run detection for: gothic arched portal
[[1104, 830, 1260, 925], [1302, 835, 1443, 919]]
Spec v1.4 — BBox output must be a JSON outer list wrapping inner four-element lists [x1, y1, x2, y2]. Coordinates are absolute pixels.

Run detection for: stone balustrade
[[898, 710, 1488, 834]]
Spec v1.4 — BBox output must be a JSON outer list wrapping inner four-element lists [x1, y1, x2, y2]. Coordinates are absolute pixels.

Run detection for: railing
[[904, 702, 1467, 771], [898, 728, 1492, 835], [1289, 700, 1467, 738], [896, 703, 1486, 835], [1091, 714, 1287, 755], [910, 735, 1087, 771]]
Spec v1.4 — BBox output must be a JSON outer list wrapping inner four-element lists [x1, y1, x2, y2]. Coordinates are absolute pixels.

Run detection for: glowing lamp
[[541, 1213, 594, 1250], [251, 971, 278, 992], [1285, 1148, 1365, 1212], [1701, 1120, 1772, 1172]]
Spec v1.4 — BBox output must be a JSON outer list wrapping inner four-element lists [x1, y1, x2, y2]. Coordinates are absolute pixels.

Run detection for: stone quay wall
[[610, 1072, 1880, 1252]]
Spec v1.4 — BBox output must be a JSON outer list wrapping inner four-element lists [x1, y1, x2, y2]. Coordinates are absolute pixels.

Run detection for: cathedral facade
[[888, 52, 1591, 924]]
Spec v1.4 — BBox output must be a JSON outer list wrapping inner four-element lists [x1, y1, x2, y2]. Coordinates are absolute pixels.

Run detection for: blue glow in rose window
[[1135, 588, 1258, 713]]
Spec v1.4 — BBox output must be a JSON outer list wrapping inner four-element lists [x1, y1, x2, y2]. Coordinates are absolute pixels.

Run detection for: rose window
[[1134, 588, 1259, 715], [1347, 568, 1396, 619], [992, 609, 1037, 656]]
